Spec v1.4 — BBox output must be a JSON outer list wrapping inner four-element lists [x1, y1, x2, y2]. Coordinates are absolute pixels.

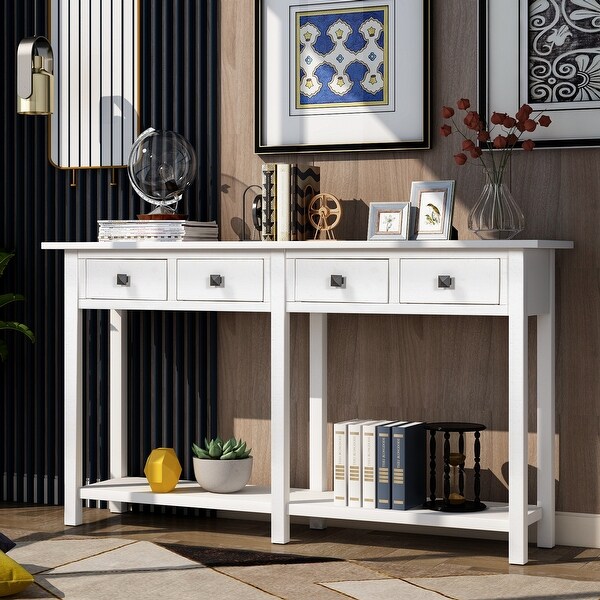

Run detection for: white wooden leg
[[109, 309, 128, 513], [271, 253, 290, 543], [537, 252, 556, 548], [309, 313, 327, 530], [508, 251, 528, 565], [64, 252, 82, 526]]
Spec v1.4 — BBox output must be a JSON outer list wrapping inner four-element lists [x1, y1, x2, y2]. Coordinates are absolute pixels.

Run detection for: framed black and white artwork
[[480, 0, 600, 148]]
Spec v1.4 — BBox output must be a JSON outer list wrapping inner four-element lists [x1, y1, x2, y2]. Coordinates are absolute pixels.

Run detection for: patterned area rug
[[158, 542, 342, 567]]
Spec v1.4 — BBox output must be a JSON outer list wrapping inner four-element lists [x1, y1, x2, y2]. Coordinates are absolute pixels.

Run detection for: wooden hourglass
[[423, 422, 487, 512]]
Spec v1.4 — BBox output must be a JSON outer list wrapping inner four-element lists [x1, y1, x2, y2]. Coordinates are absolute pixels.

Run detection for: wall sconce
[[17, 36, 54, 115]]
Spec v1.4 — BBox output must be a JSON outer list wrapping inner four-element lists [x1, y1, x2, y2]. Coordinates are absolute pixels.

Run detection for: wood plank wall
[[218, 0, 598, 513]]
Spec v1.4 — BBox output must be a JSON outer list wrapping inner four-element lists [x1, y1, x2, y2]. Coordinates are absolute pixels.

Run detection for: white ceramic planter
[[193, 456, 253, 493]]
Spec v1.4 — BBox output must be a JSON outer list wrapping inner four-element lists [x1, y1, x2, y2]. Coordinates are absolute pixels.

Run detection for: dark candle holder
[[423, 422, 487, 512]]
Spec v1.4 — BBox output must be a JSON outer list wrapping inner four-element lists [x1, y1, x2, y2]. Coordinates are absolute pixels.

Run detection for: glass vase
[[468, 178, 524, 240]]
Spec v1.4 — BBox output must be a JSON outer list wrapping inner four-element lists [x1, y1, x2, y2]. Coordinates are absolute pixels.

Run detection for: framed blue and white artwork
[[255, 0, 430, 153], [480, 0, 600, 148]]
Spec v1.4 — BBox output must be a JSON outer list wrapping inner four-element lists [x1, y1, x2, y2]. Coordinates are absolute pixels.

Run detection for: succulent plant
[[192, 436, 252, 460]]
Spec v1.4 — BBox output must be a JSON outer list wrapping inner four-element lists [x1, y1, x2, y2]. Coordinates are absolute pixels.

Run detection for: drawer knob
[[116, 273, 129, 286], [330, 274, 346, 288], [210, 274, 224, 287], [437, 275, 453, 289]]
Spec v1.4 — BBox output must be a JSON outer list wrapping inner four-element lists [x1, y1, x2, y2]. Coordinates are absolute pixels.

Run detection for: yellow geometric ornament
[[144, 448, 182, 493]]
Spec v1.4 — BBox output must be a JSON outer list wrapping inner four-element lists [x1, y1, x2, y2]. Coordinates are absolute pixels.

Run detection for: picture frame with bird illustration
[[410, 180, 455, 240]]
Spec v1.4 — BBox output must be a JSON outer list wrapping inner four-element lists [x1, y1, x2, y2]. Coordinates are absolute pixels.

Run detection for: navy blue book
[[376, 421, 405, 509], [391, 422, 426, 510]]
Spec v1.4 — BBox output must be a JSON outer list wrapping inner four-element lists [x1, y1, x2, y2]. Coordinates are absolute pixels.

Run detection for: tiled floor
[[2, 504, 600, 599]]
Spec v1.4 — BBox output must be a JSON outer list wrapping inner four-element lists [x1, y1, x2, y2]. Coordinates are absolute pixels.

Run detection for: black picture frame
[[479, 0, 600, 149], [255, 0, 430, 154]]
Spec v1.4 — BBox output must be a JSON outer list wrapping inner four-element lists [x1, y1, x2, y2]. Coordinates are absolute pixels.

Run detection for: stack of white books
[[333, 418, 427, 511], [98, 220, 218, 241]]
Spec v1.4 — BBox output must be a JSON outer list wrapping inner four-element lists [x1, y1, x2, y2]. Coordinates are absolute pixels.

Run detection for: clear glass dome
[[127, 128, 197, 213]]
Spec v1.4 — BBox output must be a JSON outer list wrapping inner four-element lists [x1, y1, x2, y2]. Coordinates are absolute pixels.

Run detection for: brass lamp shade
[[17, 36, 54, 115]]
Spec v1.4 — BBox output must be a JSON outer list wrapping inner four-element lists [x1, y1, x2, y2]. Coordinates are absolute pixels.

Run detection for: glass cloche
[[127, 127, 197, 219]]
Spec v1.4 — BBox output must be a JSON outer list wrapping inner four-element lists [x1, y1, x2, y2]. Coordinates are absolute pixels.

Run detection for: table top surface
[[41, 240, 575, 251]]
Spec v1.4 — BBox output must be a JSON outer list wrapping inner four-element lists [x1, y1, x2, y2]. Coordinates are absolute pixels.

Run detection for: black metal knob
[[210, 274, 224, 287], [116, 273, 129, 286], [330, 274, 345, 288], [437, 275, 452, 289]]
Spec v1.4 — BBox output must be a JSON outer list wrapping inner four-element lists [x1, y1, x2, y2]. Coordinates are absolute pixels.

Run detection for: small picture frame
[[410, 180, 455, 240], [367, 202, 410, 240]]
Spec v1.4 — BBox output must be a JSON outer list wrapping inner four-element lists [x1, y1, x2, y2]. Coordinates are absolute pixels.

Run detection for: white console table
[[43, 240, 572, 565]]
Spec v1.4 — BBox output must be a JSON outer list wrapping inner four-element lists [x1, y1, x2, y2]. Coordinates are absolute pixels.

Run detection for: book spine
[[391, 428, 406, 510], [391, 424, 426, 510], [333, 422, 349, 506], [347, 422, 363, 507], [362, 424, 378, 509], [276, 164, 291, 242], [261, 163, 276, 241], [405, 425, 426, 510], [293, 165, 320, 241], [376, 425, 392, 509], [290, 165, 298, 241]]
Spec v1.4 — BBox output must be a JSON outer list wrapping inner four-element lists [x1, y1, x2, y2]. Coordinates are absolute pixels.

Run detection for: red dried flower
[[515, 104, 533, 122], [463, 111, 481, 131], [493, 135, 508, 149], [442, 106, 455, 118], [490, 112, 507, 125], [522, 139, 535, 151], [441, 98, 549, 175]]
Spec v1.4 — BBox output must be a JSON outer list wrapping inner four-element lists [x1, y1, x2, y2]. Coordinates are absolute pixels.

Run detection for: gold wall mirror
[[49, 0, 141, 169]]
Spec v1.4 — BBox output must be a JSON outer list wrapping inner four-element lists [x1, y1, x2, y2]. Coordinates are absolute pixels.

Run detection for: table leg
[[537, 251, 556, 548], [508, 251, 528, 565], [309, 313, 327, 530], [271, 253, 290, 543], [109, 309, 128, 513], [64, 252, 82, 526]]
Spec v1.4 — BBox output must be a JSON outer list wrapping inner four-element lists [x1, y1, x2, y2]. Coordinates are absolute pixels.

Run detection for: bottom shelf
[[79, 478, 542, 534]]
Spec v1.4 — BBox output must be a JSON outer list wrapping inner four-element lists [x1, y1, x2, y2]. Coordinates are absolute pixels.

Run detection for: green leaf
[[192, 443, 211, 459], [0, 321, 35, 343], [0, 251, 14, 277], [208, 440, 222, 458], [0, 293, 24, 310]]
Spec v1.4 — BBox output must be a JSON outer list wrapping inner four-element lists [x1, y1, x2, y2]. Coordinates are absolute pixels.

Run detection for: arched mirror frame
[[49, 0, 141, 169]]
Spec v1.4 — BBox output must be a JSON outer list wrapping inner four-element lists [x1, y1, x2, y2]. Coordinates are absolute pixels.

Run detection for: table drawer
[[400, 259, 500, 304], [295, 259, 388, 303], [85, 259, 167, 300], [177, 259, 264, 301]]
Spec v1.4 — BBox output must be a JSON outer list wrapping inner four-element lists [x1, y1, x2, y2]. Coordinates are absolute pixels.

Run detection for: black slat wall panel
[[0, 0, 218, 506]]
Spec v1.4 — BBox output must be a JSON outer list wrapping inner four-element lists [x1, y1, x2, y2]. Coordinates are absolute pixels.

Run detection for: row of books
[[334, 419, 426, 510], [98, 220, 218, 241], [258, 163, 320, 241]]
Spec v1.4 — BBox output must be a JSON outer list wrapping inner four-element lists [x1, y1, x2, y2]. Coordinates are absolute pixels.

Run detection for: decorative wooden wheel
[[308, 193, 342, 240]]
